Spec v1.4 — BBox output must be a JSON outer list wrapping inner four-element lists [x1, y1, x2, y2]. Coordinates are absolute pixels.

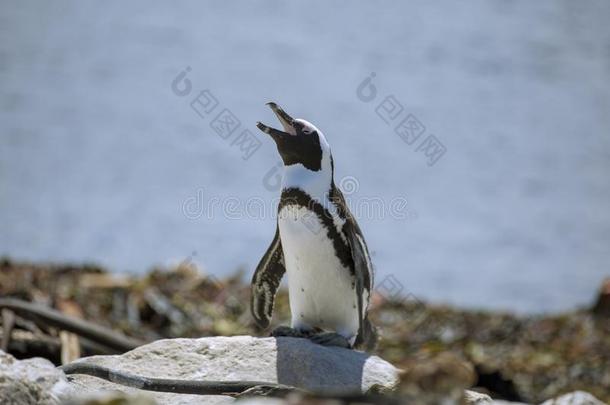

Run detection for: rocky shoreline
[[0, 258, 608, 403]]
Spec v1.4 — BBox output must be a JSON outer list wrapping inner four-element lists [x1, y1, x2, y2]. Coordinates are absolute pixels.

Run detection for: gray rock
[[0, 349, 69, 405], [539, 391, 605, 405], [60, 335, 400, 405]]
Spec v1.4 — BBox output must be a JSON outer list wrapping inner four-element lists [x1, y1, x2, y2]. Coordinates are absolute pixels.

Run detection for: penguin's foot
[[308, 332, 352, 349], [270, 325, 311, 338]]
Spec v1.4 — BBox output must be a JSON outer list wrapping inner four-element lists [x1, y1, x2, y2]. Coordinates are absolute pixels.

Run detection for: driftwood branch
[[0, 298, 145, 352], [59, 362, 300, 397]]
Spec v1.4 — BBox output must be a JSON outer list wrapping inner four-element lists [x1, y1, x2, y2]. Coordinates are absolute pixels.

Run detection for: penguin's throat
[[282, 165, 332, 199]]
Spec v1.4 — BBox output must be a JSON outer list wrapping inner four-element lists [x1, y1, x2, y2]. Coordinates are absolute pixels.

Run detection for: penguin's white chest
[[278, 205, 359, 339]]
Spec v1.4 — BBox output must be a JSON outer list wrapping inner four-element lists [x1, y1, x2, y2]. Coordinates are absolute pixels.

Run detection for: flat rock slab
[[60, 336, 400, 405]]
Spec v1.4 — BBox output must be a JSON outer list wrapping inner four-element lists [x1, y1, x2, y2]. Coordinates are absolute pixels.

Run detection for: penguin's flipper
[[342, 216, 375, 350], [251, 225, 286, 329], [343, 219, 373, 346]]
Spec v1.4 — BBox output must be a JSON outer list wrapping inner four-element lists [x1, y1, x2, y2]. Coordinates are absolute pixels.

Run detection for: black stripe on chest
[[278, 187, 355, 276]]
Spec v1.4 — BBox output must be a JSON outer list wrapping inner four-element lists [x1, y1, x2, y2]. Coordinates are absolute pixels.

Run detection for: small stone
[[462, 389, 492, 404], [540, 391, 605, 405]]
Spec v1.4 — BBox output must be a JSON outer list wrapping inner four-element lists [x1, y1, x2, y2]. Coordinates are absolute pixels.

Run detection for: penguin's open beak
[[256, 102, 296, 139], [267, 102, 295, 134]]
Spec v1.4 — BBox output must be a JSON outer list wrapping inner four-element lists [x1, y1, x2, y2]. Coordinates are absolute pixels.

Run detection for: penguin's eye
[[299, 123, 313, 134]]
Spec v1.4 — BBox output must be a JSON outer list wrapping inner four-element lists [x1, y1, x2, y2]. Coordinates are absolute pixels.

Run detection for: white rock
[[463, 390, 606, 405], [540, 391, 605, 405], [463, 389, 493, 404], [0, 349, 69, 405], [60, 336, 400, 405]]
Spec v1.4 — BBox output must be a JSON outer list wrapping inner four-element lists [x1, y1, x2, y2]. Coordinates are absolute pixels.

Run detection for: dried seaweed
[[0, 257, 608, 403]]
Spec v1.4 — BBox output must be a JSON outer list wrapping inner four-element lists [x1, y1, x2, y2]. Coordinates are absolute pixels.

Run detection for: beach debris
[[592, 278, 610, 317], [0, 258, 608, 403]]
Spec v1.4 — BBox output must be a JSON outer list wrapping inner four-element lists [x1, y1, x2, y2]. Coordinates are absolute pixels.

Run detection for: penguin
[[251, 102, 377, 351]]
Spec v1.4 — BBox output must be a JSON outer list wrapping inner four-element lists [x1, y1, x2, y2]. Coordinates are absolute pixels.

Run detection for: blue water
[[1, 1, 609, 313]]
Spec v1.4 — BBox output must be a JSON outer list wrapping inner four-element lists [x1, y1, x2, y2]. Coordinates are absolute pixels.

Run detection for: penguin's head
[[257, 102, 330, 172]]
